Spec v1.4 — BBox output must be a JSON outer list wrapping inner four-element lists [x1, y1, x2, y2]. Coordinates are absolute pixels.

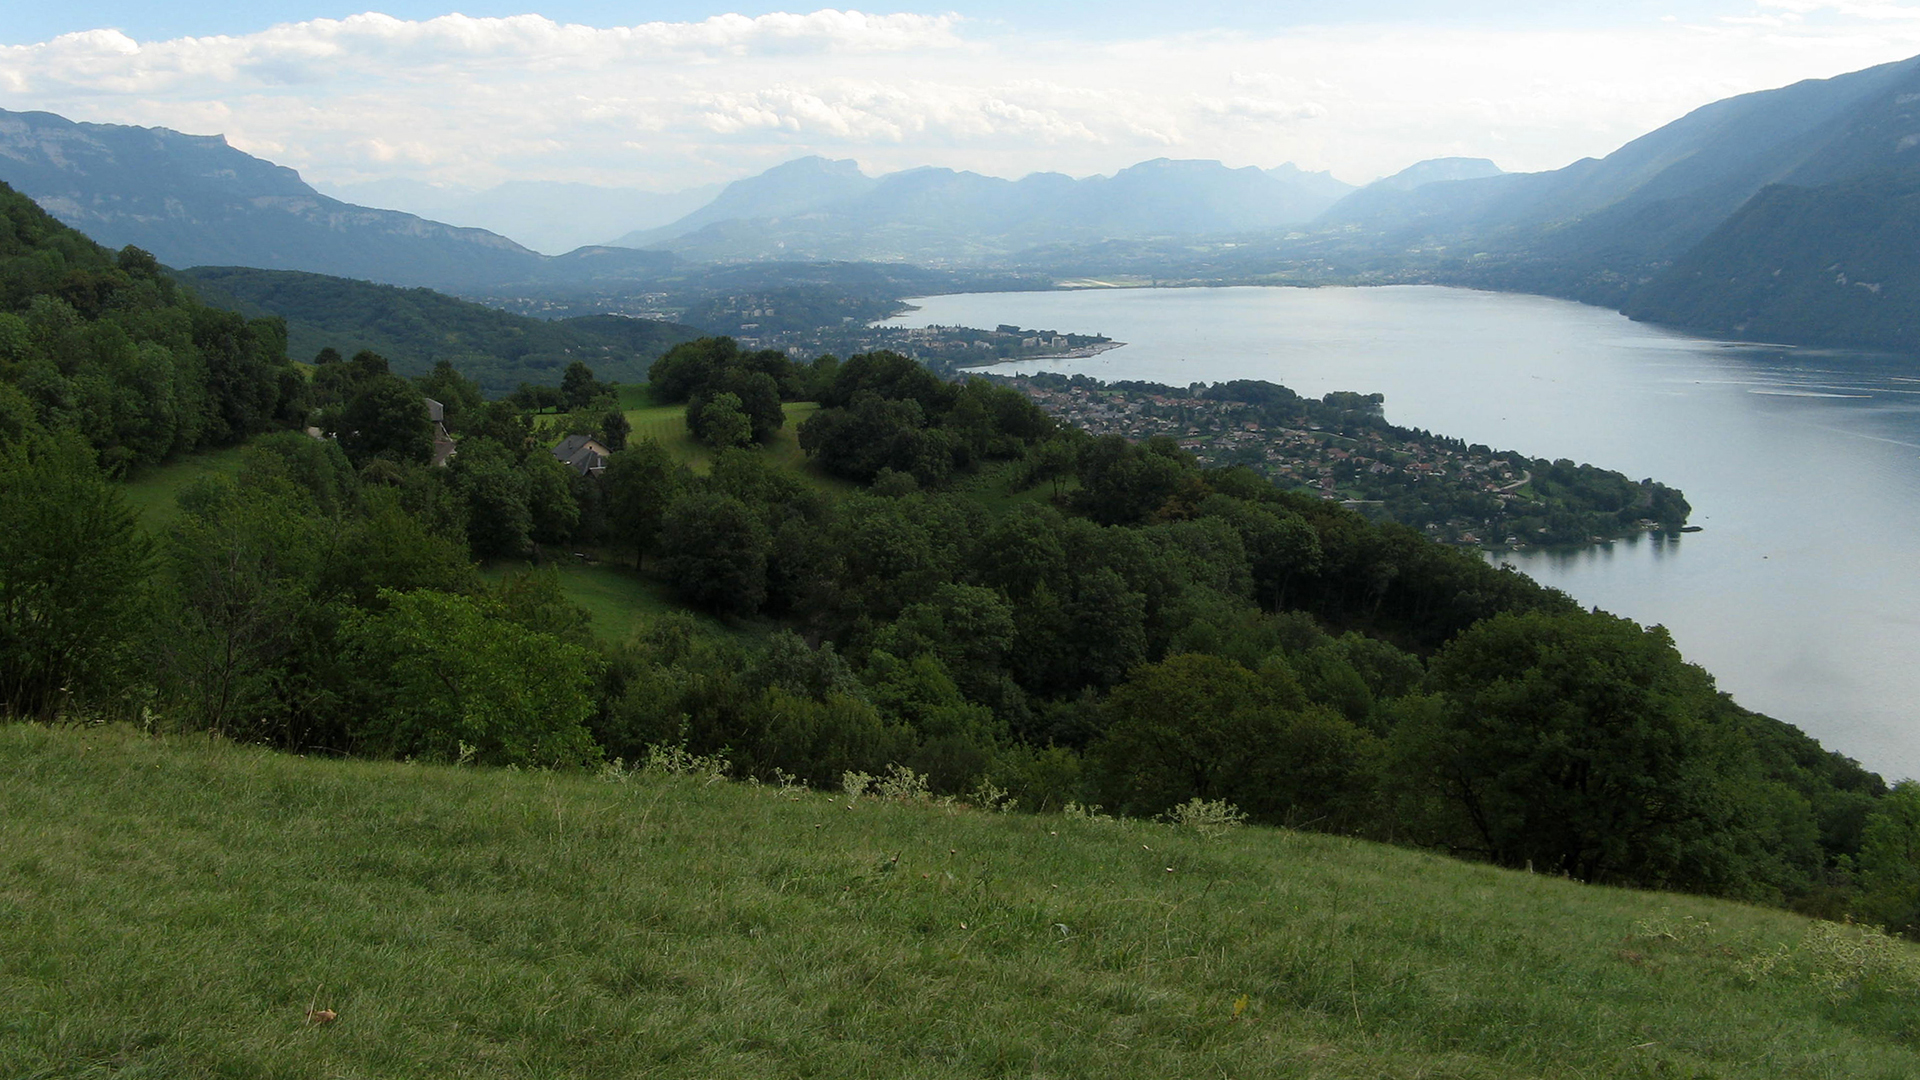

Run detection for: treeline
[[3, 176, 1917, 936]]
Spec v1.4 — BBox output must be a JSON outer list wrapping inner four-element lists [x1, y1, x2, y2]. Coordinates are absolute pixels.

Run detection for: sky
[[3, 2, 1920, 193]]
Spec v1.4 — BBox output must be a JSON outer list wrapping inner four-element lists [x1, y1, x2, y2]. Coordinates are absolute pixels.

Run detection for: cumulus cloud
[[1, 6, 1918, 192]]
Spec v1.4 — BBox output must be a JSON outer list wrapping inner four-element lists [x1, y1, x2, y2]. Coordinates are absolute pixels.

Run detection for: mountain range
[[613, 156, 1355, 263], [316, 177, 723, 257], [1316, 55, 1920, 312], [6, 50, 1920, 353]]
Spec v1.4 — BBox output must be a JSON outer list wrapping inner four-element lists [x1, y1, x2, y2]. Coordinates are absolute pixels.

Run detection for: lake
[[882, 285, 1920, 781]]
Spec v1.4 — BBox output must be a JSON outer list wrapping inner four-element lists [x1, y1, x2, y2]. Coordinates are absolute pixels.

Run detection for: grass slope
[[119, 446, 249, 529], [620, 398, 836, 484], [4, 723, 1917, 1079]]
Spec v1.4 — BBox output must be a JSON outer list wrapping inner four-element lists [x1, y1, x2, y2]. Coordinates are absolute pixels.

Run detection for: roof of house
[[551, 434, 611, 475]]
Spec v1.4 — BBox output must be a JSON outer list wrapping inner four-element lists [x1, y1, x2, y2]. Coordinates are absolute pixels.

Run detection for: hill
[[0, 179, 304, 470], [1622, 168, 1920, 349], [6, 721, 1918, 1079], [176, 266, 702, 394]]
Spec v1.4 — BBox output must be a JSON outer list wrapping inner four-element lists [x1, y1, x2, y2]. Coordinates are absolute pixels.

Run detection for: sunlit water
[[883, 285, 1920, 780]]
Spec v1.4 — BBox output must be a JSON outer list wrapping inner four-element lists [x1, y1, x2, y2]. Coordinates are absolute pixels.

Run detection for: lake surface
[[883, 285, 1920, 781]]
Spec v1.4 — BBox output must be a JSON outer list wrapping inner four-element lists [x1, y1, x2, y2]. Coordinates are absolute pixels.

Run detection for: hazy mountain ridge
[[1319, 55, 1920, 310], [1621, 168, 1920, 349], [611, 156, 881, 248], [618, 156, 1357, 263], [316, 177, 724, 256], [0, 109, 547, 291], [13, 48, 1920, 354]]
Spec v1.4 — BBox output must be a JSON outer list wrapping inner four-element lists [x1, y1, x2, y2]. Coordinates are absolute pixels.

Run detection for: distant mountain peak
[[761, 155, 869, 179], [1365, 157, 1506, 192]]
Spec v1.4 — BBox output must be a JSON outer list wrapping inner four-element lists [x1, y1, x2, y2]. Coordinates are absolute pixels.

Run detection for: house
[[552, 434, 611, 476], [425, 398, 457, 467]]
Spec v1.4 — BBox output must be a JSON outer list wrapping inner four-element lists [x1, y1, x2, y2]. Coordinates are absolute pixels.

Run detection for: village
[[993, 372, 1683, 548]]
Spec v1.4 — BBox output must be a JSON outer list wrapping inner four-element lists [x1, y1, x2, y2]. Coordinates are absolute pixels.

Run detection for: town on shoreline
[[993, 372, 1692, 549]]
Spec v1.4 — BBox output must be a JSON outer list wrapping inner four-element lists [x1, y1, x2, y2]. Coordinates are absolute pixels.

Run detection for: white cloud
[[1, 6, 1917, 192], [1755, 0, 1920, 19]]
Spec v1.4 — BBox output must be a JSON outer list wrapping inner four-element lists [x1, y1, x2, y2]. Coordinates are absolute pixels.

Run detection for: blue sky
[[2, 4, 1916, 192]]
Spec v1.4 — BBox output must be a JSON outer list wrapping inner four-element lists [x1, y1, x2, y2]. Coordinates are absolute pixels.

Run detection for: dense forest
[[4, 178, 1919, 937]]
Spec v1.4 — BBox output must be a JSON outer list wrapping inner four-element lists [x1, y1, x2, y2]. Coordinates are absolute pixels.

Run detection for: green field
[[5, 722, 1918, 1079], [479, 559, 748, 645], [623, 398, 843, 487], [118, 445, 249, 529]]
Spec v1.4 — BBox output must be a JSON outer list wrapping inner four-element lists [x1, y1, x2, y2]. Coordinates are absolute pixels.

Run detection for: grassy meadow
[[119, 445, 249, 528], [622, 396, 844, 489], [5, 722, 1919, 1079]]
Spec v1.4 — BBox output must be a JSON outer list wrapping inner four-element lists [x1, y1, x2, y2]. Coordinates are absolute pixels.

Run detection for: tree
[[524, 452, 581, 549], [344, 588, 601, 768], [339, 372, 432, 466], [1857, 782, 1920, 934], [691, 391, 753, 449], [647, 337, 738, 403], [657, 490, 768, 616], [1394, 609, 1737, 887], [601, 437, 680, 568], [452, 442, 532, 560], [560, 360, 600, 411], [1089, 653, 1373, 827], [158, 473, 329, 740], [0, 433, 154, 718], [416, 360, 484, 431], [598, 408, 631, 452]]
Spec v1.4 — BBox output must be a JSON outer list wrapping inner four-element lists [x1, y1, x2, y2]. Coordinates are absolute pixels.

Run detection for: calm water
[[884, 285, 1920, 780]]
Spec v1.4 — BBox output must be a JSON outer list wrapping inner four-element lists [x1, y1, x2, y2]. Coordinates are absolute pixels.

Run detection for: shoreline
[[959, 340, 1127, 369]]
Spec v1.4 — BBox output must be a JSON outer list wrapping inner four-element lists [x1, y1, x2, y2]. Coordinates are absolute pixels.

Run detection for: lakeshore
[[995, 372, 1687, 549]]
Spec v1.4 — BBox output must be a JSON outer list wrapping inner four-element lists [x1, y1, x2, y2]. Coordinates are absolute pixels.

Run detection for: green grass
[[479, 559, 721, 645], [625, 399, 849, 494], [950, 460, 1074, 519], [6, 722, 1919, 1079], [118, 446, 249, 529]]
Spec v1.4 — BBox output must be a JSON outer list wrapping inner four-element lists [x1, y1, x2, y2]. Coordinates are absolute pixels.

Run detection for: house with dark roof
[[552, 434, 611, 476]]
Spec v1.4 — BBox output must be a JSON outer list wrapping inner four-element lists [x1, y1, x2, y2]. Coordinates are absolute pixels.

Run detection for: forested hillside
[[1624, 169, 1920, 349], [5, 178, 1918, 938], [179, 266, 702, 395], [0, 181, 303, 473]]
